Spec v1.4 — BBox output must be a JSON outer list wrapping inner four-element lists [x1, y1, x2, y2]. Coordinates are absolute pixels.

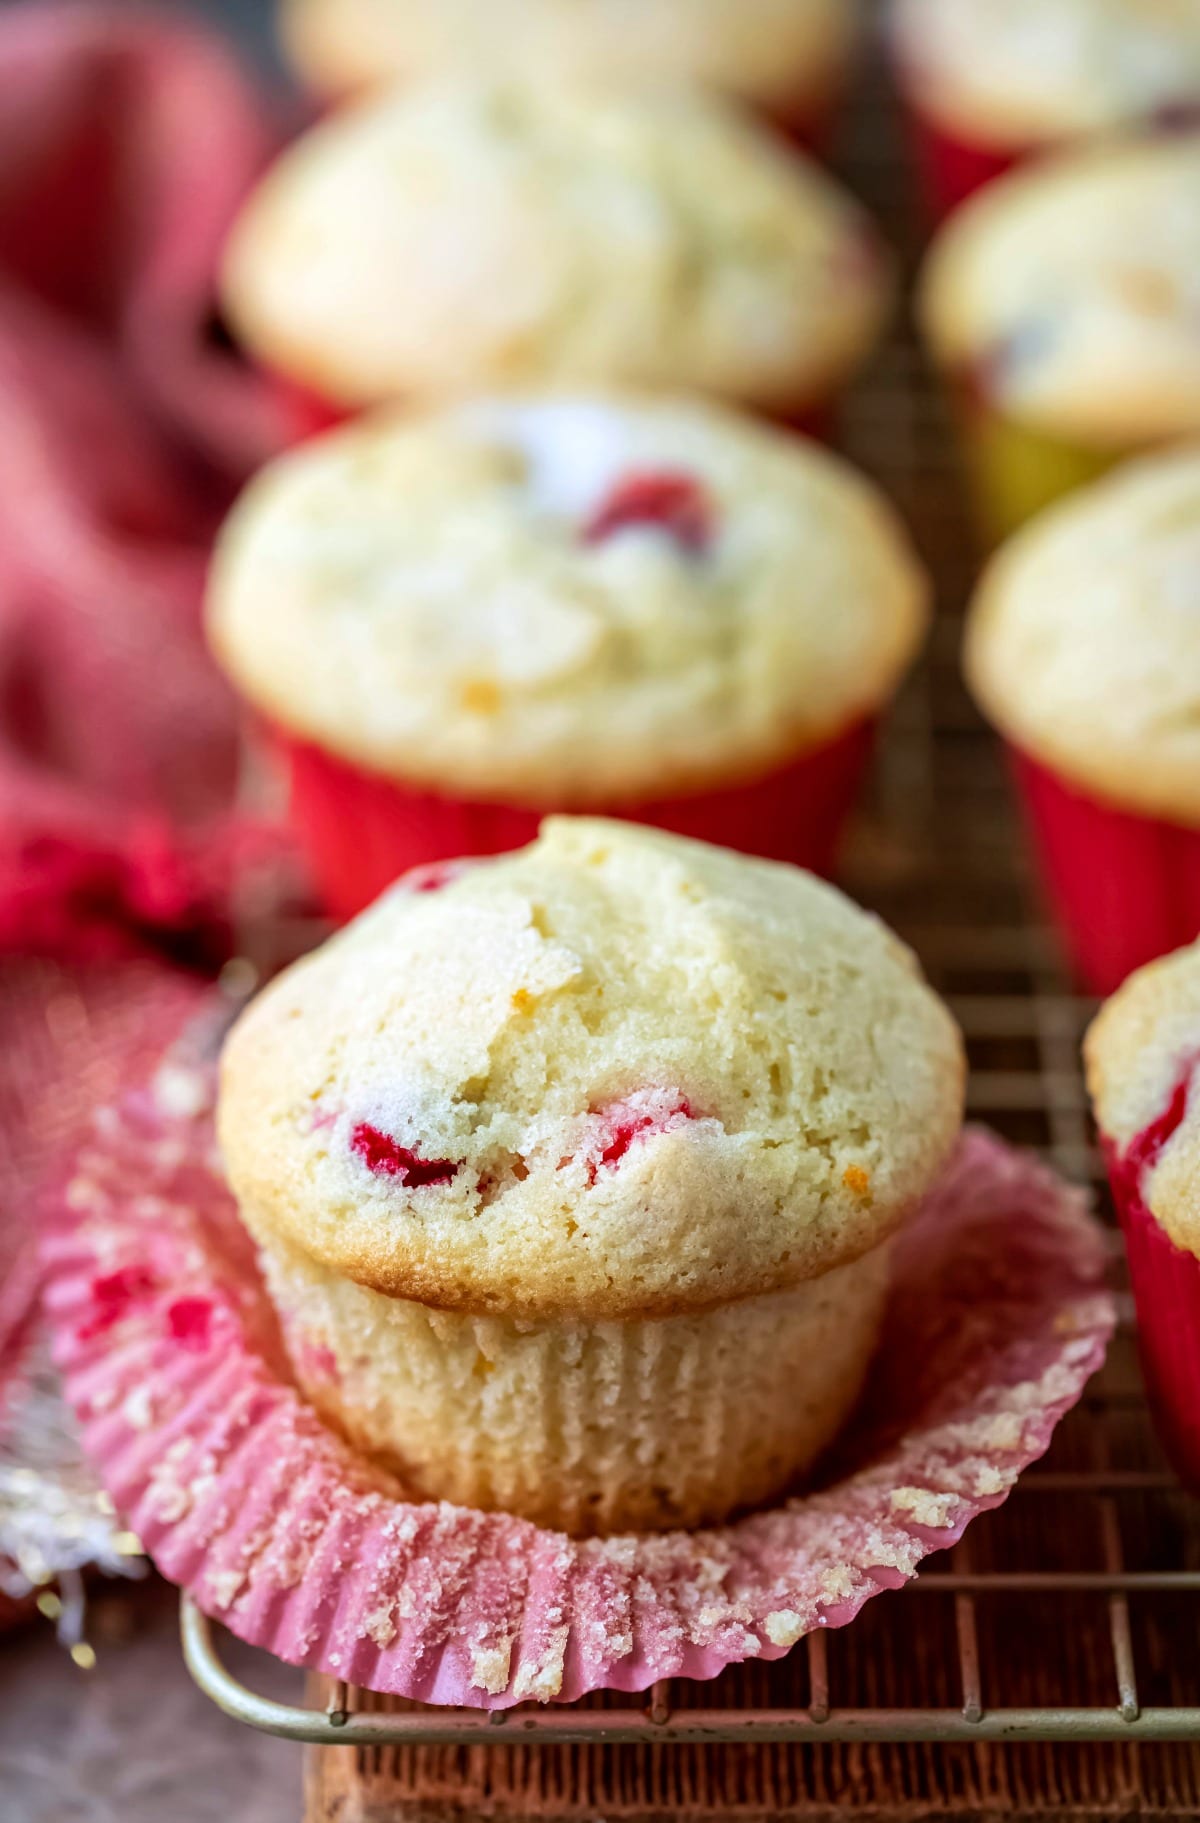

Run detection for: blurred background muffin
[[280, 0, 864, 145], [218, 816, 965, 1533], [1087, 941, 1200, 1488], [964, 444, 1200, 995], [207, 393, 928, 917], [890, 0, 1200, 219], [221, 79, 892, 435], [920, 135, 1200, 542]]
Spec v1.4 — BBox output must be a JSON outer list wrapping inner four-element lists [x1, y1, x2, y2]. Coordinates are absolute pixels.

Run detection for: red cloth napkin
[[0, 2, 300, 968], [0, 5, 302, 1472]]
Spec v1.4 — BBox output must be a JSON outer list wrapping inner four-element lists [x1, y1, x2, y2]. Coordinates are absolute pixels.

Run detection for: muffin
[[280, 0, 863, 142], [208, 393, 928, 919], [218, 816, 966, 1534], [964, 445, 1200, 995], [1086, 942, 1200, 1486], [891, 0, 1200, 219], [220, 81, 892, 432], [920, 135, 1200, 541]]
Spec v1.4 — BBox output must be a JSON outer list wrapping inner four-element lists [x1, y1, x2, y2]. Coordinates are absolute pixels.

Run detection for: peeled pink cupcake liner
[[41, 1003, 1114, 1707], [273, 721, 877, 921], [1100, 1062, 1200, 1489], [1010, 748, 1200, 997]]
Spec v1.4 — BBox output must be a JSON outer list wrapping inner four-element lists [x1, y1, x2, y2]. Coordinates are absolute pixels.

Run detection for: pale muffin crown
[[965, 444, 1200, 826], [221, 81, 891, 413], [892, 0, 1200, 148], [1086, 939, 1200, 1258], [219, 819, 966, 1320], [208, 395, 927, 804], [920, 137, 1200, 447], [282, 0, 862, 112]]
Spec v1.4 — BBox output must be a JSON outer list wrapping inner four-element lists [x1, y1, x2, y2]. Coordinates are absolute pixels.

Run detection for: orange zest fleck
[[461, 678, 501, 714]]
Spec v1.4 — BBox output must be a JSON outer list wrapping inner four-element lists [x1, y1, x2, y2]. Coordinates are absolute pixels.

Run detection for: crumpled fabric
[[0, 3, 303, 1619], [0, 964, 210, 1632], [0, 1, 300, 966]]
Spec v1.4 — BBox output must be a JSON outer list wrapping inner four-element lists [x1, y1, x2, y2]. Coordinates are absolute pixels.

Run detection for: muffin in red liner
[[208, 396, 926, 920], [965, 446, 1200, 995], [44, 1004, 1112, 1705], [920, 137, 1200, 541], [215, 820, 968, 1537], [220, 81, 892, 428], [890, 0, 1200, 222], [277, 0, 864, 148], [1087, 948, 1200, 1487]]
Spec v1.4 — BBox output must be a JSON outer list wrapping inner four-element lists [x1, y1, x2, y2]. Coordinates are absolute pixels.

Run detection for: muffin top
[[891, 0, 1200, 149], [965, 445, 1200, 826], [221, 82, 891, 413], [219, 819, 965, 1320], [207, 395, 927, 804], [1086, 939, 1200, 1258], [920, 136, 1200, 447], [282, 0, 862, 113]]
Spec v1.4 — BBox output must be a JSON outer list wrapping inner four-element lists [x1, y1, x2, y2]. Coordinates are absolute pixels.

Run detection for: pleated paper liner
[[42, 1009, 1114, 1710], [273, 721, 876, 921], [1010, 747, 1200, 997]]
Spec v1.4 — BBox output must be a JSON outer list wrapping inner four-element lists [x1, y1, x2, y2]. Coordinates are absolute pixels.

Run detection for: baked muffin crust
[[920, 137, 1200, 447], [222, 81, 891, 412], [1086, 940, 1200, 1257], [965, 444, 1200, 825], [208, 394, 928, 803], [219, 818, 965, 1320], [283, 0, 862, 113], [892, 0, 1200, 149]]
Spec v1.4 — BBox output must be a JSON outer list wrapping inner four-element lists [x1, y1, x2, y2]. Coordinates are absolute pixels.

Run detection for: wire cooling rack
[[181, 23, 1200, 1812]]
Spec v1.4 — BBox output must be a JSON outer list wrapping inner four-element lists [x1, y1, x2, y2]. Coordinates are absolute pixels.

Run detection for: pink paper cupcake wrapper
[[1010, 748, 1200, 997], [43, 1005, 1114, 1708], [273, 722, 876, 922]]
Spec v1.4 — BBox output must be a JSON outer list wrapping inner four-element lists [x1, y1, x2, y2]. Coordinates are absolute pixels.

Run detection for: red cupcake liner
[[269, 374, 840, 450], [271, 374, 349, 443], [1108, 1175, 1200, 1490], [275, 720, 877, 920], [901, 100, 1021, 224], [42, 1003, 1114, 1708], [1010, 748, 1200, 997]]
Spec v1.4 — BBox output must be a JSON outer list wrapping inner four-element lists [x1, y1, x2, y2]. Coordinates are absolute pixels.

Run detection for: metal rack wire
[[181, 25, 1200, 1805], [181, 1459, 1200, 1746]]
